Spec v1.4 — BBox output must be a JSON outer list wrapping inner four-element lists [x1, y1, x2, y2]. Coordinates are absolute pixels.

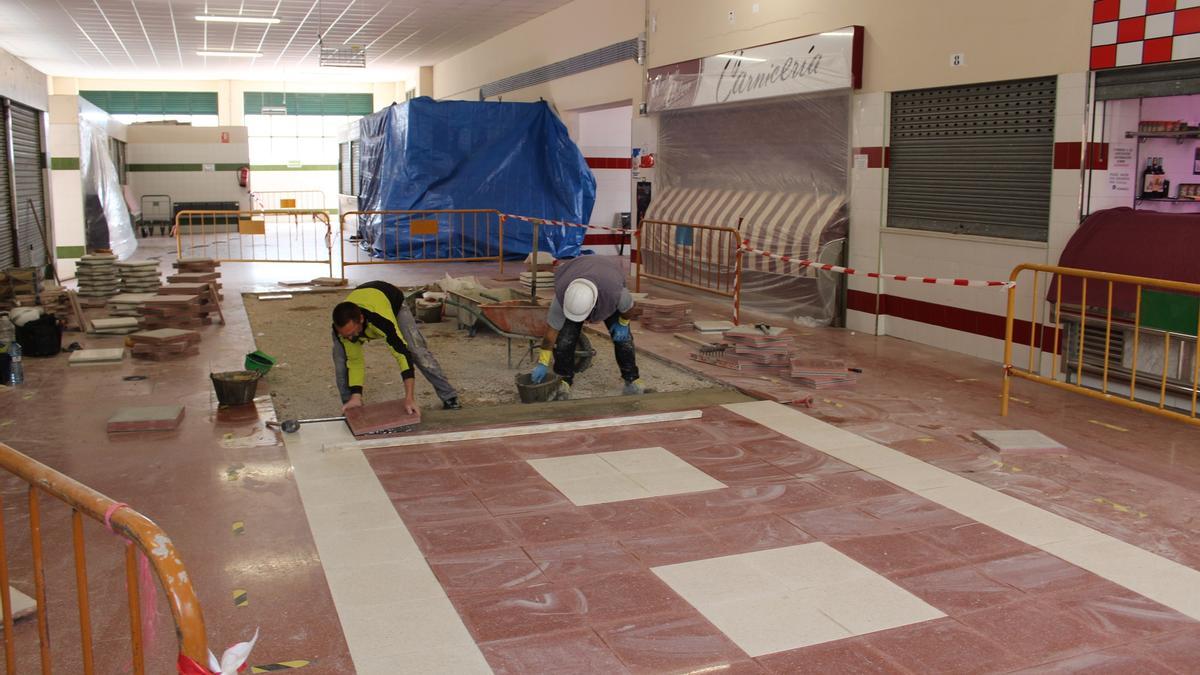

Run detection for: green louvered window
[[243, 92, 373, 116], [80, 91, 218, 115]]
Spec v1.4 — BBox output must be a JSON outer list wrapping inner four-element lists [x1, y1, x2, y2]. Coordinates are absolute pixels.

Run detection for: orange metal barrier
[[635, 218, 743, 324], [174, 209, 333, 277], [340, 210, 505, 273], [0, 442, 207, 674], [250, 189, 327, 212], [1002, 263, 1200, 427]]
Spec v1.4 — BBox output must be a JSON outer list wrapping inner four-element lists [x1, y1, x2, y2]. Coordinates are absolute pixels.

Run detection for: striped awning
[[643, 188, 846, 273]]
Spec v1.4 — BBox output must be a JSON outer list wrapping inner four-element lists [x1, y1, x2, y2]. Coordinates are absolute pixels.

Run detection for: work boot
[[554, 381, 572, 401], [442, 397, 462, 410], [622, 379, 645, 396]]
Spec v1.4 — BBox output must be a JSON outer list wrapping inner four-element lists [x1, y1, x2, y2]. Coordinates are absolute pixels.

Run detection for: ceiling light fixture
[[196, 50, 263, 58], [195, 15, 280, 25]]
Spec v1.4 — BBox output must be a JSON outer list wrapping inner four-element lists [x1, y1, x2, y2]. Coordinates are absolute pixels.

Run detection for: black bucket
[[210, 370, 261, 407]]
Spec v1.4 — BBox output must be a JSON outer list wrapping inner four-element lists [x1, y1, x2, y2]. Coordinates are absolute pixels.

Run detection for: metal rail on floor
[[0, 442, 208, 674], [1001, 263, 1200, 427], [635, 218, 743, 324], [174, 209, 334, 277]]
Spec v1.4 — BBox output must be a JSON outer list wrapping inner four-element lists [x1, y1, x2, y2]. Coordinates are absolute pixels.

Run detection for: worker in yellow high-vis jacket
[[331, 281, 461, 414]]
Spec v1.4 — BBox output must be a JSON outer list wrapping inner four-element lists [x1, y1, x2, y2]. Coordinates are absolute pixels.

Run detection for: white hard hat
[[562, 279, 598, 322]]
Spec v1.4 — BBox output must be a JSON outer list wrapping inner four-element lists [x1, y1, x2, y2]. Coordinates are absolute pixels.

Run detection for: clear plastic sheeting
[[80, 120, 136, 259], [645, 93, 849, 326], [356, 98, 595, 260]]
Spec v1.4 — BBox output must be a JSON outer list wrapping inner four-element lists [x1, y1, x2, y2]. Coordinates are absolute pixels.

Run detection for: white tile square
[[1181, 0, 1200, 9], [531, 447, 725, 505], [1175, 32, 1200, 60], [1116, 41, 1144, 67], [1145, 11, 1175, 38], [1119, 0, 1147, 18], [1092, 21, 1119, 46], [653, 543, 944, 656]]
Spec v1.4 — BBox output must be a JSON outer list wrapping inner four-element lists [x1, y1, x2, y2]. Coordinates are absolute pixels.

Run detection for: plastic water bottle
[[7, 341, 22, 386]]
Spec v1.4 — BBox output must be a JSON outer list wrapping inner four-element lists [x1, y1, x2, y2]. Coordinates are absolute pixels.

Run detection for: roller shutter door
[[8, 101, 47, 267], [0, 105, 12, 268], [887, 76, 1056, 242]]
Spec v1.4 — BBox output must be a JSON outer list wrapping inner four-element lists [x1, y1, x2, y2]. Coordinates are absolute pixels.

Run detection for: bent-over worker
[[331, 280, 461, 414], [529, 256, 644, 400]]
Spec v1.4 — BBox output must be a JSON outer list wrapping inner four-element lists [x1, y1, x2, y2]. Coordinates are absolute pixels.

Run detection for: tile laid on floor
[[528, 446, 726, 505], [652, 542, 944, 657]]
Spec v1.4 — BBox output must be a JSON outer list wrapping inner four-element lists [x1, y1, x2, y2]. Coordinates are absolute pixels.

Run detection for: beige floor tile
[[627, 467, 726, 496], [551, 474, 650, 505], [599, 446, 688, 473], [703, 595, 852, 656], [528, 453, 619, 482], [808, 575, 945, 634]]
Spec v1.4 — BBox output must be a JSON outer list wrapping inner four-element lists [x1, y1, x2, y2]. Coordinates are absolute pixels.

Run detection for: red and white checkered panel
[[1091, 0, 1200, 69]]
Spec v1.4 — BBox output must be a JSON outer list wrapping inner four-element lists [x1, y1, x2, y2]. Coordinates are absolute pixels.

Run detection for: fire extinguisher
[[237, 166, 250, 189]]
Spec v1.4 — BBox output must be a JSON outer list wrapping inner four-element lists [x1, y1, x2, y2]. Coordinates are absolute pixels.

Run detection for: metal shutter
[[887, 76, 1056, 242], [339, 142, 352, 195], [0, 103, 12, 268], [8, 101, 46, 267], [1095, 60, 1200, 100], [350, 141, 361, 197]]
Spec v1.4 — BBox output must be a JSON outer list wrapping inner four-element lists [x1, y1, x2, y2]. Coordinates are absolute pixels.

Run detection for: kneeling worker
[[332, 280, 462, 413], [530, 256, 644, 399]]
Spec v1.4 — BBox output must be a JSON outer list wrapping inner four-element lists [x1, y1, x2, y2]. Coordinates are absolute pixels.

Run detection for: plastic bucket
[[244, 350, 277, 375], [210, 370, 261, 407], [514, 372, 561, 403], [415, 300, 443, 323]]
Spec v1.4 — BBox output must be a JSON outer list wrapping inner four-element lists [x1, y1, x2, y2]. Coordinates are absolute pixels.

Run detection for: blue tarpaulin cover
[[357, 97, 595, 260]]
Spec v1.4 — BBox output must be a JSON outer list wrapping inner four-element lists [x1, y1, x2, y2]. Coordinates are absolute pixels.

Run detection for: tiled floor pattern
[[528, 447, 727, 505], [340, 405, 1200, 673]]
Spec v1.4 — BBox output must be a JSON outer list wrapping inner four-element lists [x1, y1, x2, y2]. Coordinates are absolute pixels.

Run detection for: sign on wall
[[1091, 0, 1200, 70], [645, 26, 863, 113]]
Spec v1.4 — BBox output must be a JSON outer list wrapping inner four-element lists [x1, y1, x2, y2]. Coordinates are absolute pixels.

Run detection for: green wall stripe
[[243, 92, 372, 116], [51, 157, 80, 170], [127, 163, 245, 172], [80, 90, 218, 115], [249, 164, 338, 172], [56, 245, 86, 258]]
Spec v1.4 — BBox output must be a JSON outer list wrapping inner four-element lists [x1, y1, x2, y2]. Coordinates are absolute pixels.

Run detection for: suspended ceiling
[[0, 0, 574, 82]]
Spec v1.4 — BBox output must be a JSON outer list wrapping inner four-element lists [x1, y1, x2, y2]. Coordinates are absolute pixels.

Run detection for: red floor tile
[[616, 523, 726, 567], [390, 490, 491, 524], [428, 547, 545, 597], [755, 635, 906, 674], [895, 566, 1027, 616], [442, 444, 524, 467], [582, 497, 692, 533], [780, 503, 908, 540], [701, 514, 816, 556], [1139, 626, 1200, 671], [976, 551, 1102, 595], [574, 570, 689, 623], [1047, 583, 1198, 640], [863, 617, 1021, 674], [409, 516, 518, 556], [807, 471, 906, 501], [454, 582, 590, 642], [363, 447, 450, 472], [746, 441, 860, 478], [831, 532, 969, 576], [503, 508, 610, 545], [474, 482, 573, 516], [912, 522, 1038, 564], [456, 460, 543, 488], [595, 610, 748, 674], [525, 538, 643, 583], [703, 459, 798, 485], [373, 466, 466, 499], [855, 492, 973, 530], [957, 600, 1119, 664], [479, 629, 631, 674], [1006, 646, 1176, 674]]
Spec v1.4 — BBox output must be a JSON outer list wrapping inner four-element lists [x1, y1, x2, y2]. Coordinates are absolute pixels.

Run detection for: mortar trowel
[[267, 416, 345, 433]]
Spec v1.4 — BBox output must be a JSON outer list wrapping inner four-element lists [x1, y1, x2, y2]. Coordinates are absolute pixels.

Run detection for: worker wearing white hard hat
[[531, 256, 644, 400]]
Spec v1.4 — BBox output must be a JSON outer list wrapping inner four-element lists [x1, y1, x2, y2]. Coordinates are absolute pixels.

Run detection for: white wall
[[576, 105, 632, 254], [126, 125, 251, 210], [0, 46, 48, 110]]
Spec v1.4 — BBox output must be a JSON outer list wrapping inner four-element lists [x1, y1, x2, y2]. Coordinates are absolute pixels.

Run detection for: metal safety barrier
[[0, 442, 207, 674], [249, 189, 327, 213], [340, 210, 506, 272], [1002, 263, 1200, 427], [174, 209, 333, 277], [635, 218, 743, 324]]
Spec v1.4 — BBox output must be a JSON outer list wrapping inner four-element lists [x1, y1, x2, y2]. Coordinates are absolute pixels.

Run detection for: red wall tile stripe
[[1091, 44, 1118, 69], [847, 290, 1061, 354], [583, 233, 631, 246], [1143, 36, 1174, 63], [1176, 7, 1200, 35], [1117, 16, 1147, 42], [1053, 142, 1108, 170], [585, 157, 633, 170], [853, 146, 888, 169], [1094, 0, 1119, 23], [1148, 0, 1176, 15]]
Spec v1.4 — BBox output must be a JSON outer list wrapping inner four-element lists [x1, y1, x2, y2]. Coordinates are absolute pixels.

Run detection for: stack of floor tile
[[76, 254, 120, 298], [91, 317, 142, 335], [166, 272, 222, 300], [68, 347, 125, 366], [108, 293, 157, 317], [639, 298, 694, 332], [158, 282, 211, 297], [173, 257, 220, 274], [139, 294, 211, 329], [116, 260, 162, 293], [128, 328, 201, 360], [714, 325, 795, 374], [694, 320, 735, 335], [106, 405, 184, 433], [519, 270, 556, 293], [4, 267, 40, 307], [38, 283, 71, 319], [789, 358, 857, 389]]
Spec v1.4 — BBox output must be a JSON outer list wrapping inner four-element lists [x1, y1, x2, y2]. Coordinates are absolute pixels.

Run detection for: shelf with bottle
[[1125, 129, 1200, 142]]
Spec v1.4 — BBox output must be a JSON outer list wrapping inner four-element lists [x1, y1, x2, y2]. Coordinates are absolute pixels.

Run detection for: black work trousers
[[553, 312, 638, 385]]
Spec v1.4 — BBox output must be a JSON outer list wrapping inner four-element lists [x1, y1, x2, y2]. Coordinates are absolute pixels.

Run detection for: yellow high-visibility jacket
[[337, 287, 414, 395]]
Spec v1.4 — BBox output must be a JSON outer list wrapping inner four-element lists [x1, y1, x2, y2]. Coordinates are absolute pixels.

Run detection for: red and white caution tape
[[739, 242, 1016, 288]]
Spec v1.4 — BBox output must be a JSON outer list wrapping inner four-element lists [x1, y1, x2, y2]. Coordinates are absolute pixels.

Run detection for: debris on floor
[[129, 328, 201, 360], [106, 405, 185, 432], [790, 358, 859, 389]]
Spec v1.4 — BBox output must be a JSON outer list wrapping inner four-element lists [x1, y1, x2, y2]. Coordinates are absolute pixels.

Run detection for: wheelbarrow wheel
[[574, 333, 596, 374]]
